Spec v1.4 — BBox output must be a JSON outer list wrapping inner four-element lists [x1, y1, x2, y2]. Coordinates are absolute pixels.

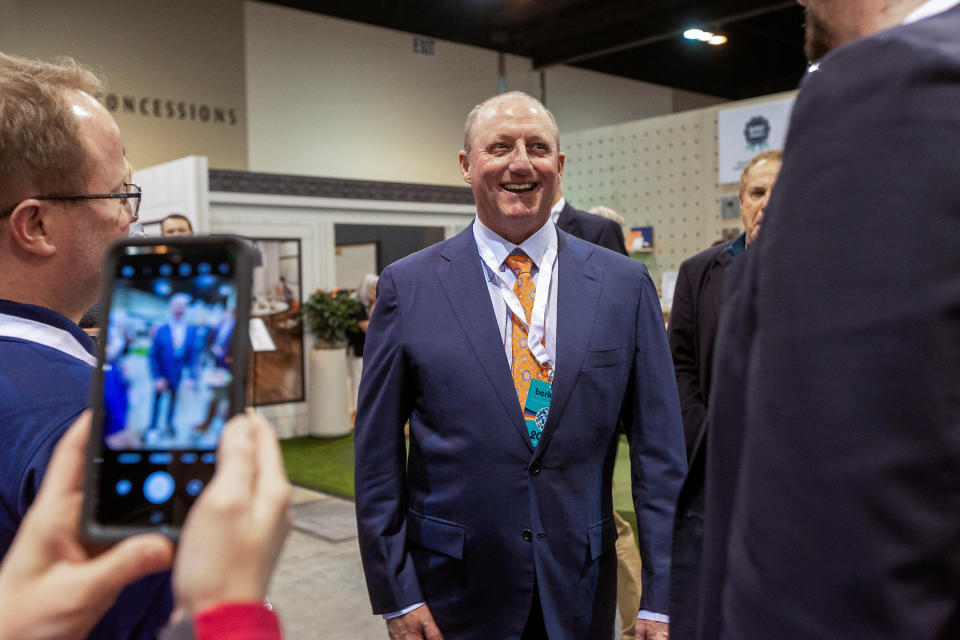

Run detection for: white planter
[[308, 346, 352, 437]]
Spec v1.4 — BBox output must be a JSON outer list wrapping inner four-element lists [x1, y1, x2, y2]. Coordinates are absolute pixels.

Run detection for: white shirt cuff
[[383, 602, 425, 619], [637, 610, 670, 623]]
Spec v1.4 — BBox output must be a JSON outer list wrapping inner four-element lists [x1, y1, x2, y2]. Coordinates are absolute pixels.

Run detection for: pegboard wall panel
[[563, 92, 794, 286]]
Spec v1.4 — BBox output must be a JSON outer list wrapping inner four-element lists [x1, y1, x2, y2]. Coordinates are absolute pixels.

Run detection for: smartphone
[[83, 235, 254, 543]]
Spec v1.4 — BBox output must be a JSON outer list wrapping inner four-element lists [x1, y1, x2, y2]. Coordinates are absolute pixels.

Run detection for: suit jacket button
[[529, 461, 541, 475], [522, 529, 533, 542]]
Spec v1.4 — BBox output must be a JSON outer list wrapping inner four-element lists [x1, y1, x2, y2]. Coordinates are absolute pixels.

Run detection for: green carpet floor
[[281, 433, 638, 539]]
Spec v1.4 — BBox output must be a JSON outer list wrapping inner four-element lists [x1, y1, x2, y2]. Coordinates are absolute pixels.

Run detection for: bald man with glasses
[[0, 52, 172, 638]]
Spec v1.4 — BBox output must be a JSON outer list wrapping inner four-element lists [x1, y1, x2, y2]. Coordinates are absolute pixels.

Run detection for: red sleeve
[[194, 602, 283, 640]]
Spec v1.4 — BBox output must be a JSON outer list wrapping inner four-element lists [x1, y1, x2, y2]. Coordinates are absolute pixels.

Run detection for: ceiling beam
[[532, 1, 797, 69]]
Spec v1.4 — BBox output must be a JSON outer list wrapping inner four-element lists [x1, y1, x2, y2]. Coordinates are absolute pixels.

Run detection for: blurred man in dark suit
[[695, 1, 960, 638], [666, 151, 780, 640], [551, 188, 628, 256]]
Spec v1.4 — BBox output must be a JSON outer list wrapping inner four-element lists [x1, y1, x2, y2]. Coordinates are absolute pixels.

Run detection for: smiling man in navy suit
[[355, 91, 686, 640]]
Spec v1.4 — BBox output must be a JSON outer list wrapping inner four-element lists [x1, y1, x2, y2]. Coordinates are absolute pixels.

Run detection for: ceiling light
[[684, 27, 727, 45]]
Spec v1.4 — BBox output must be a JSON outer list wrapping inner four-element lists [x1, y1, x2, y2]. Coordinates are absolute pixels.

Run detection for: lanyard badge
[[523, 378, 552, 448]]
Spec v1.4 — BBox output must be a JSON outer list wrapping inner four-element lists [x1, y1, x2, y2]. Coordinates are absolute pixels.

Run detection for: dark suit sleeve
[[623, 266, 687, 614], [597, 218, 629, 256], [353, 269, 424, 614], [667, 260, 706, 456]]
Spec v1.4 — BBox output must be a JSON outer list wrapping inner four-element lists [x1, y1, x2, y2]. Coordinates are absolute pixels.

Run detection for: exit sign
[[413, 36, 436, 56]]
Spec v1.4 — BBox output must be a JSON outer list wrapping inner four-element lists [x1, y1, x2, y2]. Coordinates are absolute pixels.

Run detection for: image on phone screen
[[91, 240, 249, 533]]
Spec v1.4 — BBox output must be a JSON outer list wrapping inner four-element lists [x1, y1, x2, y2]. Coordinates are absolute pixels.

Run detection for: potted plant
[[300, 289, 363, 437], [301, 289, 364, 348]]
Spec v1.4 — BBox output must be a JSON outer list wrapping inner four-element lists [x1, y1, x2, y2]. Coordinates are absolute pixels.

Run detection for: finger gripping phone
[[83, 236, 253, 543]]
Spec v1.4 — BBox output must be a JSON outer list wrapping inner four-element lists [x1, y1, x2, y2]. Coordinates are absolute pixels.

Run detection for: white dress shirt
[[472, 215, 558, 370], [904, 0, 960, 23]]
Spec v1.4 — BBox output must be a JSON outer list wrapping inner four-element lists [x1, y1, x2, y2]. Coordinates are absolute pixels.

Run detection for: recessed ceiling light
[[684, 27, 727, 45]]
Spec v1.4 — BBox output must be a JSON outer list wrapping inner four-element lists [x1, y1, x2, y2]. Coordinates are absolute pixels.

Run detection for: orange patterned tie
[[504, 251, 550, 409]]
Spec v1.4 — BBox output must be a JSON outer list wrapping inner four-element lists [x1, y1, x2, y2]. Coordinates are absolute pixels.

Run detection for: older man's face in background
[[740, 158, 781, 245]]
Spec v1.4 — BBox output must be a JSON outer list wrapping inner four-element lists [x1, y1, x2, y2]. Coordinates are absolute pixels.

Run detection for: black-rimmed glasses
[[0, 183, 141, 220]]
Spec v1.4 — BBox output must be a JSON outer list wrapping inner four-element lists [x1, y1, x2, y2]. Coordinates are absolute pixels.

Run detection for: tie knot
[[505, 251, 534, 276]]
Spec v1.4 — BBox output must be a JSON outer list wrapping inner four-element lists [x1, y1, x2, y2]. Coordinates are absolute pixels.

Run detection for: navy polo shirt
[[0, 299, 172, 639]]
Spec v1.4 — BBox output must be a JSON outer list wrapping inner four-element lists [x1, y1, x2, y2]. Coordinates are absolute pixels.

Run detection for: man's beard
[[804, 5, 838, 62]]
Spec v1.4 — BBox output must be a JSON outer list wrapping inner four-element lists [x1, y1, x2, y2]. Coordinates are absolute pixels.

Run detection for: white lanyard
[[477, 242, 557, 369], [0, 312, 97, 367]]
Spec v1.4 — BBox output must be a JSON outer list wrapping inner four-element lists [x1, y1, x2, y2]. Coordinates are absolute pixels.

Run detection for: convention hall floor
[[270, 486, 384, 638], [274, 486, 629, 638]]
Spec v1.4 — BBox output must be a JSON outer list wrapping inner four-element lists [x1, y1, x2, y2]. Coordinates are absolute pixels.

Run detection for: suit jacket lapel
[[436, 227, 529, 444], [534, 232, 603, 457]]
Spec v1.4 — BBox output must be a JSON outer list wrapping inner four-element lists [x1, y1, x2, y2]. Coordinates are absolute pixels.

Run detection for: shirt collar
[[549, 197, 566, 224], [0, 299, 94, 350], [473, 215, 556, 271], [904, 0, 960, 23], [724, 233, 747, 259], [0, 299, 96, 365]]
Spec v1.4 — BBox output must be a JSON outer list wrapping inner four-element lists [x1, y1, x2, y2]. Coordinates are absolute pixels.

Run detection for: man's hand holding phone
[[0, 410, 291, 640], [173, 410, 291, 616], [0, 412, 174, 640]]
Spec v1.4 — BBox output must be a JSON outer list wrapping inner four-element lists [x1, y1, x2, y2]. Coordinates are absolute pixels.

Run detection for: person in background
[[697, 1, 960, 638], [347, 273, 378, 424], [552, 187, 628, 255], [194, 306, 236, 436], [666, 150, 781, 640], [160, 213, 193, 237], [565, 202, 643, 640], [668, 150, 781, 455], [277, 275, 295, 306], [0, 410, 290, 640], [148, 293, 198, 438], [586, 204, 625, 228], [0, 51, 170, 637]]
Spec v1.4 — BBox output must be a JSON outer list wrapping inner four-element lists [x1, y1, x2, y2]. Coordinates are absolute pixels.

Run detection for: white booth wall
[[133, 157, 475, 437]]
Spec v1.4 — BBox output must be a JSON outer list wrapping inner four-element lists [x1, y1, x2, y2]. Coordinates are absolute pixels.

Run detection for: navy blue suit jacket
[[556, 202, 628, 256], [354, 225, 685, 639], [701, 6, 960, 639], [149, 323, 197, 389], [0, 300, 171, 639]]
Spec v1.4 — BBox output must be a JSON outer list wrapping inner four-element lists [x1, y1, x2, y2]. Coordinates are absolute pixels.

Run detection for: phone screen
[[89, 239, 249, 534]]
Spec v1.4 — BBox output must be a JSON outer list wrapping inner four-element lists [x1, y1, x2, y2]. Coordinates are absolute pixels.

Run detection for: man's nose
[[757, 194, 771, 217], [508, 145, 533, 172]]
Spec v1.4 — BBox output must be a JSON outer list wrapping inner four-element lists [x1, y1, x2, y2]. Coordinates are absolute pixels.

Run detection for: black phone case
[[81, 235, 254, 544]]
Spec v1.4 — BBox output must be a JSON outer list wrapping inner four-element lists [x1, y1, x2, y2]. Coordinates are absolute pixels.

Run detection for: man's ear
[[6, 200, 57, 257], [458, 150, 471, 184]]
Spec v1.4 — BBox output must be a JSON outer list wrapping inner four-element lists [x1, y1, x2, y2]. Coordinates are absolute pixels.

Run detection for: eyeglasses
[[0, 183, 141, 220]]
